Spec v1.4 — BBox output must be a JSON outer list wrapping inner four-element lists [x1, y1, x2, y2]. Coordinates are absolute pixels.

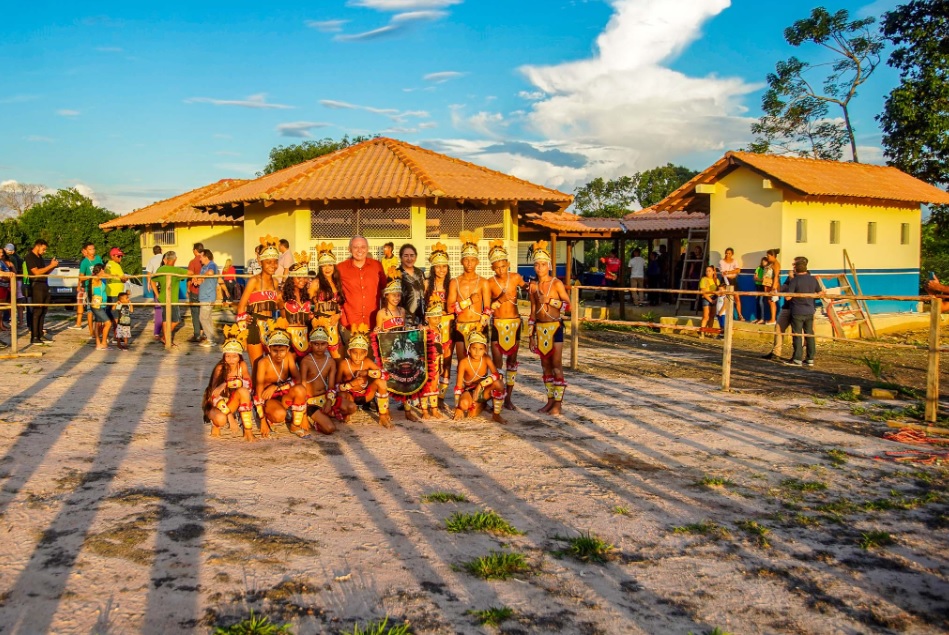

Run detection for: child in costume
[[528, 241, 570, 415], [236, 235, 281, 367], [375, 268, 420, 421], [453, 331, 506, 423], [310, 241, 344, 359], [424, 242, 453, 406], [203, 325, 256, 441], [114, 291, 133, 350], [90, 264, 112, 350], [300, 319, 337, 435], [420, 300, 447, 419], [487, 239, 526, 410], [281, 250, 313, 357], [336, 324, 392, 428], [447, 230, 492, 369], [253, 321, 310, 439]]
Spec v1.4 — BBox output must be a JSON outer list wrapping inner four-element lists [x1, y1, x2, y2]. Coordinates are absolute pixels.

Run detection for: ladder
[[813, 255, 876, 339], [674, 227, 709, 315]]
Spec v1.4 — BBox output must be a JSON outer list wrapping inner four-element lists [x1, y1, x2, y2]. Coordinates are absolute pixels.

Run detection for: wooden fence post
[[164, 273, 172, 351], [721, 292, 734, 391], [9, 292, 17, 355], [926, 299, 942, 423], [570, 285, 580, 370]]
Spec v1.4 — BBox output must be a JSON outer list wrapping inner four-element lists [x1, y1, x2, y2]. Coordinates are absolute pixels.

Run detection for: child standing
[[114, 291, 133, 350], [90, 264, 112, 350]]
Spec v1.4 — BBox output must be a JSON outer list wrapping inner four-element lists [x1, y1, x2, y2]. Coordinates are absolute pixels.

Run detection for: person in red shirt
[[336, 235, 386, 344], [600, 249, 621, 305]]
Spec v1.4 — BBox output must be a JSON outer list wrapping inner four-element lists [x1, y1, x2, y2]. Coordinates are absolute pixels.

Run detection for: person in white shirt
[[717, 247, 745, 321], [145, 245, 165, 340], [275, 238, 294, 283], [627, 248, 646, 306]]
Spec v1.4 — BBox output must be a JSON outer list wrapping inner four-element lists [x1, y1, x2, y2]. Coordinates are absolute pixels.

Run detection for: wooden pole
[[10, 291, 17, 355], [721, 293, 734, 391], [565, 240, 573, 288], [570, 284, 580, 370], [926, 299, 942, 423], [550, 232, 558, 281], [164, 273, 172, 351], [618, 237, 627, 320]]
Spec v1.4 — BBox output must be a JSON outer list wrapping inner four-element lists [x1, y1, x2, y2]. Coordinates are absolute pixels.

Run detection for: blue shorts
[[92, 308, 109, 323]]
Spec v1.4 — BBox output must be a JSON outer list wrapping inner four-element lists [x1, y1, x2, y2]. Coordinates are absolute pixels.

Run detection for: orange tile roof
[[99, 179, 249, 230], [194, 137, 573, 208], [654, 152, 949, 212], [524, 211, 625, 235], [622, 208, 709, 232]]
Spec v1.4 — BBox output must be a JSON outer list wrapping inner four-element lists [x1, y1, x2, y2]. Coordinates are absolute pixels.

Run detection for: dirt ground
[[1, 312, 948, 634]]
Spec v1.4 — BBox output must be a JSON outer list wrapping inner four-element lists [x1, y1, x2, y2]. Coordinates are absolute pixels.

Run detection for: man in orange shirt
[[600, 249, 621, 305], [337, 235, 386, 345]]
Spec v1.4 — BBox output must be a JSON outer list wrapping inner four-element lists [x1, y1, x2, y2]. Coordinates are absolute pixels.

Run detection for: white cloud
[[320, 99, 430, 124], [72, 183, 101, 206], [334, 9, 448, 41], [184, 93, 294, 109], [347, 0, 461, 9], [306, 19, 349, 32], [0, 94, 40, 104], [276, 121, 332, 138], [418, 121, 438, 129], [56, 109, 80, 117], [518, 90, 545, 100], [423, 71, 465, 83]]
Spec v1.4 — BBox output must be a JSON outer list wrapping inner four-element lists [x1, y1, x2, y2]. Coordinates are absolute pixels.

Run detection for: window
[[426, 207, 505, 239], [829, 220, 840, 244], [152, 228, 176, 246], [310, 206, 411, 239], [901, 223, 910, 245], [867, 221, 877, 244], [796, 219, 807, 243]]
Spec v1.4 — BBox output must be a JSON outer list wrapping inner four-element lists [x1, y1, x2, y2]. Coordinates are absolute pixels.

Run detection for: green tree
[[633, 164, 699, 208], [260, 134, 376, 175], [573, 176, 635, 217], [878, 0, 949, 233], [748, 94, 847, 159], [753, 7, 884, 162], [0, 219, 27, 253], [18, 188, 141, 268]]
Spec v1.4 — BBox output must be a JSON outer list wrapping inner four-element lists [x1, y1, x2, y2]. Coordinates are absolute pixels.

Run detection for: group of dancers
[[202, 231, 570, 440]]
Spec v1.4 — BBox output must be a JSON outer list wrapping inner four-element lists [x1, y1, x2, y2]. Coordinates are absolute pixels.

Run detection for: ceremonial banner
[[371, 328, 431, 397]]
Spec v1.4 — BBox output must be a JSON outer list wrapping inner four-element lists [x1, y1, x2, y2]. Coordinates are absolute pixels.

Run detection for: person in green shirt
[[753, 256, 769, 324], [150, 251, 189, 348], [104, 247, 129, 333]]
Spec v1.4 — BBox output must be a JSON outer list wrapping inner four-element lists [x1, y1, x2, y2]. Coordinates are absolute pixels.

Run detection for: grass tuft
[[736, 520, 771, 548], [554, 531, 615, 563], [672, 520, 730, 539], [780, 478, 827, 493], [445, 510, 522, 536], [460, 551, 530, 580], [834, 390, 861, 402], [859, 530, 895, 550], [826, 449, 848, 467], [861, 354, 886, 379], [466, 607, 515, 627], [611, 505, 631, 516], [420, 491, 467, 504], [696, 476, 735, 488], [214, 611, 293, 635]]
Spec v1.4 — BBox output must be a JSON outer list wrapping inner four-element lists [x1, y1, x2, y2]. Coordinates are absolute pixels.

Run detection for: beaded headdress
[[488, 238, 508, 264], [467, 330, 488, 349], [460, 230, 479, 260], [348, 323, 371, 351], [428, 241, 449, 266], [259, 235, 280, 262], [309, 316, 331, 343], [383, 267, 402, 296], [317, 241, 337, 266], [531, 240, 551, 263], [288, 250, 311, 278], [266, 317, 292, 348], [221, 324, 244, 354]]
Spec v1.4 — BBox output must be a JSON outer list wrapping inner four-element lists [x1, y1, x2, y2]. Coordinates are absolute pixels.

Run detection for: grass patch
[[460, 551, 530, 580], [826, 449, 848, 467], [736, 520, 771, 548], [861, 491, 939, 512], [780, 478, 827, 493], [467, 607, 515, 627], [672, 520, 730, 539], [811, 397, 827, 406], [445, 510, 522, 536], [834, 390, 861, 402], [793, 513, 821, 527], [611, 505, 631, 516], [553, 531, 615, 563], [696, 476, 735, 488], [859, 530, 895, 550], [861, 354, 886, 379], [420, 491, 467, 504], [214, 611, 293, 634]]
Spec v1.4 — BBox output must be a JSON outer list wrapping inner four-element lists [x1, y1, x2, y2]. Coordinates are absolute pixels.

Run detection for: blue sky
[[0, 0, 902, 213]]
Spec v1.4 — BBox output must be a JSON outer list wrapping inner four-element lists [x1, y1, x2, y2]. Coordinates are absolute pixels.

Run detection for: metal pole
[[926, 299, 942, 423], [570, 285, 580, 371], [721, 292, 734, 391]]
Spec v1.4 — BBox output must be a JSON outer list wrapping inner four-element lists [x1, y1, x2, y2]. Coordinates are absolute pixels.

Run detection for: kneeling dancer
[[453, 331, 506, 424], [254, 324, 310, 438], [528, 240, 570, 415], [203, 325, 256, 441], [336, 324, 392, 428]]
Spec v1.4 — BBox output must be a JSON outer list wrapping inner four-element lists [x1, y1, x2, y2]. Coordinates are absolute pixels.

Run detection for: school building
[[650, 151, 949, 315], [101, 137, 573, 279]]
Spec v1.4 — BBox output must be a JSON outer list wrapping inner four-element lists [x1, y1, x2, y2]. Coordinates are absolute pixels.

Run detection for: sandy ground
[[1, 313, 948, 635]]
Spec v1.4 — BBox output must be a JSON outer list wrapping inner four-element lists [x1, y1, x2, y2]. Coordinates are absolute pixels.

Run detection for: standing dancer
[[421, 300, 447, 419], [425, 242, 453, 406], [310, 242, 345, 359], [528, 241, 570, 415], [487, 239, 526, 410], [447, 231, 491, 371], [281, 251, 313, 357], [236, 236, 280, 367]]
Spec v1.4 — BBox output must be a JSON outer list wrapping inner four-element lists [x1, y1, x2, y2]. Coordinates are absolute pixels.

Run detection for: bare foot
[[260, 420, 272, 439], [405, 407, 420, 422], [548, 403, 563, 415], [453, 408, 465, 420], [503, 398, 516, 410], [538, 400, 554, 413], [419, 408, 430, 420], [242, 430, 257, 442], [379, 413, 393, 428], [493, 413, 507, 424], [430, 408, 446, 420], [210, 426, 222, 437]]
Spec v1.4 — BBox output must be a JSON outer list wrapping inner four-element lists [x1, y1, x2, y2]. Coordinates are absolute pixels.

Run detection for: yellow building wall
[[140, 223, 244, 271], [708, 167, 784, 270], [780, 196, 920, 272], [243, 201, 310, 269]]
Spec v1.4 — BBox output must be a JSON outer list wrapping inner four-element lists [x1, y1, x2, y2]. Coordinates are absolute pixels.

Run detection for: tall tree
[[18, 188, 140, 266], [753, 7, 884, 162], [260, 134, 376, 175], [748, 94, 847, 160], [878, 0, 949, 231], [0, 182, 46, 218], [573, 176, 635, 217], [634, 164, 699, 208]]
